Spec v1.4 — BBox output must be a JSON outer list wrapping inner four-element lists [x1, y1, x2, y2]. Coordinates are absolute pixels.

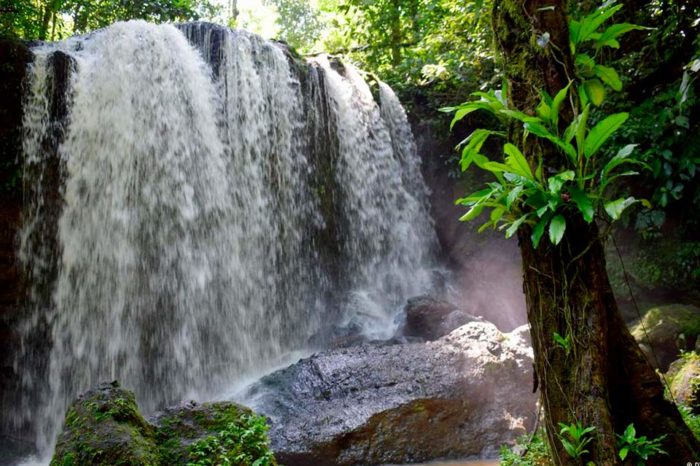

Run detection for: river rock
[[400, 294, 484, 340], [245, 320, 537, 465], [631, 304, 700, 371]]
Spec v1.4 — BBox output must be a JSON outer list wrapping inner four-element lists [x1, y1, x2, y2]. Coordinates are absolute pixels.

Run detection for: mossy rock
[[631, 304, 700, 371], [50, 382, 277, 466], [50, 381, 159, 466], [151, 400, 276, 465], [667, 353, 700, 413]]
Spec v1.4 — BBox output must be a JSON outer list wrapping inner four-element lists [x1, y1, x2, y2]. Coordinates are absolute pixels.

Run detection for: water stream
[[7, 21, 437, 458]]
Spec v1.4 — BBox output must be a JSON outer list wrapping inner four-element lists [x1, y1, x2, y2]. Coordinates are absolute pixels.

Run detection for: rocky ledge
[[244, 320, 537, 466]]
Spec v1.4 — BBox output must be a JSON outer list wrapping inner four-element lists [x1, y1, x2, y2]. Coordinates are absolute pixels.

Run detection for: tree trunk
[[38, 2, 53, 41], [389, 0, 402, 66], [492, 1, 700, 464]]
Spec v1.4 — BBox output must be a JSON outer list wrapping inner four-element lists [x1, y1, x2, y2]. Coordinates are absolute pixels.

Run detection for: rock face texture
[[401, 294, 484, 341], [0, 39, 31, 438], [246, 321, 537, 466]]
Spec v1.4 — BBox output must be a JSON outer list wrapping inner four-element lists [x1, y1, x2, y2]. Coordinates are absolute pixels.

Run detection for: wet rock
[[50, 381, 277, 466], [631, 304, 700, 371], [400, 294, 484, 341], [245, 321, 537, 465], [150, 400, 277, 465], [307, 321, 370, 349], [51, 381, 159, 466], [666, 353, 700, 412], [0, 38, 32, 439]]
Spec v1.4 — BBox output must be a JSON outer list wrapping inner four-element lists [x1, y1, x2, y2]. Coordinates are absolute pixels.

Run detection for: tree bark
[[492, 1, 700, 464], [389, 0, 402, 66]]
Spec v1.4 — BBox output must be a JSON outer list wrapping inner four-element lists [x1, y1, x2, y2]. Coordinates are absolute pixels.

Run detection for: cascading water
[[8, 20, 437, 459]]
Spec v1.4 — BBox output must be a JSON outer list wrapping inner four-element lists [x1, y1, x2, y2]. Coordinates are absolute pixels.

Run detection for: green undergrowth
[[499, 429, 552, 466], [679, 404, 700, 441], [186, 413, 276, 466], [501, 403, 700, 466]]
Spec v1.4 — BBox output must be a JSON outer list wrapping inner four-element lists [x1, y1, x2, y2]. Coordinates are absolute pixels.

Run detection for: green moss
[[632, 305, 700, 341], [666, 352, 700, 413], [52, 385, 277, 466], [187, 413, 277, 466], [50, 383, 159, 466], [153, 402, 277, 465]]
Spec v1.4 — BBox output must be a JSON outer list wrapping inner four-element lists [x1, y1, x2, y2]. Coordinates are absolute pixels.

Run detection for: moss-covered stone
[[50, 382, 277, 466], [50, 381, 159, 466], [667, 353, 700, 413], [632, 304, 700, 370], [152, 402, 275, 465]]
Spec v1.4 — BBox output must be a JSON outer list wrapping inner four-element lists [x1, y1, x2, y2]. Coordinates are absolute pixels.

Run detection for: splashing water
[[9, 21, 437, 457]]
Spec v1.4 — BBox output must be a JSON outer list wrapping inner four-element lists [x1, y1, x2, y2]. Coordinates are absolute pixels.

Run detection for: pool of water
[[390, 460, 499, 466]]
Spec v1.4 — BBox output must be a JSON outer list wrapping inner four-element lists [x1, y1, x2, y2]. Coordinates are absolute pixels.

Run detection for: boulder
[[400, 295, 484, 341], [150, 400, 277, 465], [666, 353, 700, 412], [245, 321, 537, 466], [50, 381, 277, 466], [631, 304, 700, 371], [51, 381, 159, 466]]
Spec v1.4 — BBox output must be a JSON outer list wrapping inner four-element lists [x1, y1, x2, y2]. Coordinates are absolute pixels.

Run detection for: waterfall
[[10, 21, 437, 457]]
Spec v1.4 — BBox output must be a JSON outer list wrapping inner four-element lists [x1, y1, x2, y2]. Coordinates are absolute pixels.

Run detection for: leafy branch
[[441, 1, 651, 248]]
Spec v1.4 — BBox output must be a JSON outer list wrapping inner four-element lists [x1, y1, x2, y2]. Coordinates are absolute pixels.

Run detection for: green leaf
[[577, 4, 623, 44], [490, 207, 505, 223], [460, 203, 484, 222], [551, 82, 572, 127], [456, 187, 493, 205], [597, 23, 648, 48], [569, 19, 581, 48], [575, 104, 590, 160], [578, 83, 590, 107], [583, 79, 606, 106], [548, 170, 575, 194], [553, 331, 571, 353], [575, 54, 596, 76], [504, 143, 533, 179], [537, 100, 552, 121], [483, 161, 511, 173], [604, 196, 636, 220], [450, 107, 472, 129], [549, 215, 566, 245], [460, 129, 493, 171], [524, 121, 577, 162], [531, 212, 552, 248], [506, 185, 524, 209], [499, 108, 541, 124], [594, 64, 622, 91], [505, 214, 528, 239], [564, 106, 586, 144], [449, 100, 503, 129], [601, 143, 639, 179], [584, 112, 629, 159], [569, 186, 594, 223], [560, 437, 577, 458]]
